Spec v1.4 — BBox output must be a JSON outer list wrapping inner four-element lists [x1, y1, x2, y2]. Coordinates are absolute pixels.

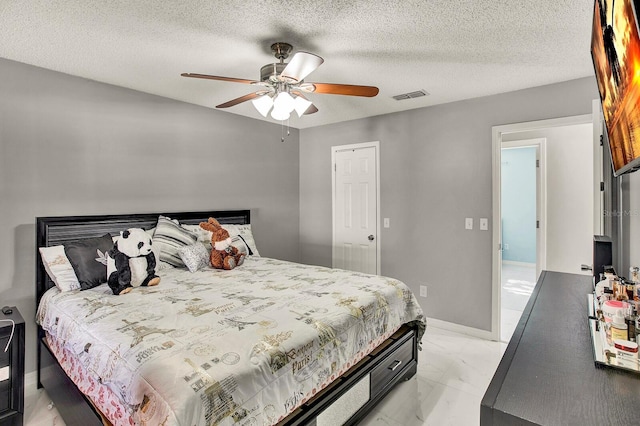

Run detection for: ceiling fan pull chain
[[280, 119, 291, 143]]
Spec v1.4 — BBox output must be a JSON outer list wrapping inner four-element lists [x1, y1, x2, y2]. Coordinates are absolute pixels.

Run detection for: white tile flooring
[[24, 327, 508, 426], [500, 263, 537, 342], [360, 328, 507, 426]]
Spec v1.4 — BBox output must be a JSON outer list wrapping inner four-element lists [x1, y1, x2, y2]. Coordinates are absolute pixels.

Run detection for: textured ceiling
[[0, 0, 595, 129]]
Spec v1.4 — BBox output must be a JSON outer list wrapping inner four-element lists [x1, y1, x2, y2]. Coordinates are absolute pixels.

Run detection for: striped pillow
[[153, 216, 197, 267]]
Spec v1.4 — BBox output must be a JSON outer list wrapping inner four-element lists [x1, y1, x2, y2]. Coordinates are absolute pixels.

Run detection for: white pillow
[[222, 224, 260, 256], [39, 246, 81, 292]]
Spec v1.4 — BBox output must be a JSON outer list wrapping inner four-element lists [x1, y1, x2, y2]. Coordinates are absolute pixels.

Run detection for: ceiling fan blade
[[307, 83, 379, 97], [304, 104, 318, 115], [216, 92, 262, 108], [291, 91, 318, 115], [181, 73, 257, 85], [281, 52, 324, 82]]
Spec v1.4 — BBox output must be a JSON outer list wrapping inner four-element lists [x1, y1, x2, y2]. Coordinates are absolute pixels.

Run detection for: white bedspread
[[37, 257, 425, 425]]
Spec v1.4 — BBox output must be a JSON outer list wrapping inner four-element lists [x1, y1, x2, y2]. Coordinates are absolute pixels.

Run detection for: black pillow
[[64, 233, 114, 290]]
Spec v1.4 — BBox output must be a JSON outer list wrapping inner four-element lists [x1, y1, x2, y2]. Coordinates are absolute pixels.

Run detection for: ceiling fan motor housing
[[261, 63, 293, 83], [261, 42, 299, 83], [271, 42, 293, 60]]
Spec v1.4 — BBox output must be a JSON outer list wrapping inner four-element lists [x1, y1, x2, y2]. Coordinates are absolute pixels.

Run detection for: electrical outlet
[[420, 285, 427, 298], [504, 243, 509, 250]]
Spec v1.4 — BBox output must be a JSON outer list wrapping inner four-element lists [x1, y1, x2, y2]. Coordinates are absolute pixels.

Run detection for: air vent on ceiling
[[392, 89, 430, 101]]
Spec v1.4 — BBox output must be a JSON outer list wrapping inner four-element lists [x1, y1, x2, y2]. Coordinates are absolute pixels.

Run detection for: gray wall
[[0, 58, 300, 375], [299, 77, 599, 331]]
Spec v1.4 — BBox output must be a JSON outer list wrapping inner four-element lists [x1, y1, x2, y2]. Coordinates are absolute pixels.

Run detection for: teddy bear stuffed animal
[[200, 218, 245, 270], [107, 228, 160, 295]]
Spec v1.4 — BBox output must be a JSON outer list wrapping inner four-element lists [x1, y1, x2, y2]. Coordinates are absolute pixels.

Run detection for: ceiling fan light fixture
[[270, 107, 290, 121], [251, 94, 273, 117], [294, 95, 313, 117], [273, 91, 296, 114]]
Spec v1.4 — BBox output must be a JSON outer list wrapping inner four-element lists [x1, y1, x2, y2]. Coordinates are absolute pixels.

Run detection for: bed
[[35, 210, 426, 425]]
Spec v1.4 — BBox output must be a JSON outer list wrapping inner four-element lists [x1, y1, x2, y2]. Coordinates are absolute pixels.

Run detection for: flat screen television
[[591, 0, 640, 176]]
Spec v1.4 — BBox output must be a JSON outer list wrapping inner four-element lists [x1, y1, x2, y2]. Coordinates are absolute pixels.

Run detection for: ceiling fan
[[181, 42, 379, 121]]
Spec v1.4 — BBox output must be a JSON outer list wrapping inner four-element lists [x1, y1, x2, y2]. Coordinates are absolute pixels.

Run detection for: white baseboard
[[502, 260, 536, 268], [427, 317, 497, 341]]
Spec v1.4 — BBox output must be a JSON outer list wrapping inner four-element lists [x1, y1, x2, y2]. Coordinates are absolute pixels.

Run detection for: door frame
[[491, 113, 600, 341], [593, 99, 605, 236], [501, 138, 547, 279], [331, 141, 381, 275]]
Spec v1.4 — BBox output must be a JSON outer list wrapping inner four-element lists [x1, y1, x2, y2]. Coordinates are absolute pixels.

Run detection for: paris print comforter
[[37, 256, 426, 425]]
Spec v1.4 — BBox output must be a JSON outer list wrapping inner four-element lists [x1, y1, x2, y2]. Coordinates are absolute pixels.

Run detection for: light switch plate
[[480, 218, 488, 231], [420, 285, 427, 297], [384, 218, 390, 228], [465, 218, 473, 230]]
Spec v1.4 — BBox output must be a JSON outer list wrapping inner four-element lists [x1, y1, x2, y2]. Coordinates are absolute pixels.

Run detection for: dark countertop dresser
[[481, 271, 640, 425], [0, 307, 24, 426]]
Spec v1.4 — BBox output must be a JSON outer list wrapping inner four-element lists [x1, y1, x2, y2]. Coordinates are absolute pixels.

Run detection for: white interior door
[[332, 143, 379, 274], [543, 123, 594, 275]]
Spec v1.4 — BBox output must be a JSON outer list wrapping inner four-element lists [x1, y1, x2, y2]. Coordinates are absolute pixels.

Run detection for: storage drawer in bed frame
[[281, 325, 418, 426], [369, 330, 415, 399]]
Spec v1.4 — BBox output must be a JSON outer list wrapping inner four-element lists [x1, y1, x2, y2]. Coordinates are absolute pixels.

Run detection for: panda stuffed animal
[[107, 228, 160, 295]]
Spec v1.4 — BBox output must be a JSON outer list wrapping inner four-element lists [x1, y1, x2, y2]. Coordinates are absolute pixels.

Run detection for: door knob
[[368, 234, 375, 241]]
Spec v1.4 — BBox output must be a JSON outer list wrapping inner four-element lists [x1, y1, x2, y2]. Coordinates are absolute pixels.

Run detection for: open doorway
[[500, 140, 545, 341], [492, 109, 603, 342]]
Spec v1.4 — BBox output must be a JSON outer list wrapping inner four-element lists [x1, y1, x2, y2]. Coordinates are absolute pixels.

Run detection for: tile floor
[[360, 327, 507, 426], [24, 327, 507, 426], [500, 262, 537, 342]]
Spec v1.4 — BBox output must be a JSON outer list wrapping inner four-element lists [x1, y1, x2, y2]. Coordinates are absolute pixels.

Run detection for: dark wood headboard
[[35, 210, 250, 306]]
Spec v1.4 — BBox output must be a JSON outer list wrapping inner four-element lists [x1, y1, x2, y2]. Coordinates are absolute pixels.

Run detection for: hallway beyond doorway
[[501, 262, 536, 341]]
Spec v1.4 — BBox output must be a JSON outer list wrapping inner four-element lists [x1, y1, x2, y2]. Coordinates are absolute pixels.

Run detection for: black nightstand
[[0, 307, 24, 426]]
